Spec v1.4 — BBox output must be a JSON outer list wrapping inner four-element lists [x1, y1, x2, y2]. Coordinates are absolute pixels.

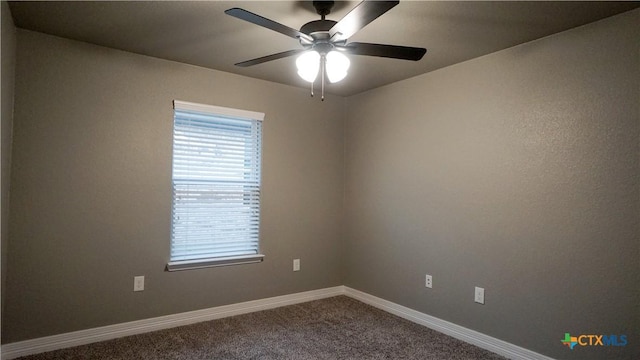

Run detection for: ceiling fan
[[225, 0, 427, 100]]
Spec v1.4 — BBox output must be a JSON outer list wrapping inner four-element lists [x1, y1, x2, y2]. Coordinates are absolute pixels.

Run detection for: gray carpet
[[18, 296, 507, 359]]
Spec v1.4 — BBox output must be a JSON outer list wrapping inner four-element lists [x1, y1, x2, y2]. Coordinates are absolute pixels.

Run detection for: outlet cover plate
[[475, 286, 485, 304], [134, 276, 145, 292]]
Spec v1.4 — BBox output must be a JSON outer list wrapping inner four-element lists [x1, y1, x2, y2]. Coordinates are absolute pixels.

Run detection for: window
[[167, 100, 264, 271]]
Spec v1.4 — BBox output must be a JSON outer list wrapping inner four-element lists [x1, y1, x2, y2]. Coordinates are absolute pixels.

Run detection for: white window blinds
[[168, 100, 264, 271]]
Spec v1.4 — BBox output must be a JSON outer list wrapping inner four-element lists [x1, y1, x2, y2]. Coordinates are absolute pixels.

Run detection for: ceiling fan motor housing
[[300, 20, 337, 38], [299, 1, 339, 48]]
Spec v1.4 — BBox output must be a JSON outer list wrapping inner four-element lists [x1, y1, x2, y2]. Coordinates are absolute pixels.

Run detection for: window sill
[[166, 254, 265, 272]]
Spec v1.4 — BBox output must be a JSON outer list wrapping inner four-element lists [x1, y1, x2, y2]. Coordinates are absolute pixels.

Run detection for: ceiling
[[8, 1, 639, 97]]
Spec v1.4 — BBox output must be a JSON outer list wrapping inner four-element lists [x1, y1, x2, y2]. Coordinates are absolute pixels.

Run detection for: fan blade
[[225, 8, 313, 43], [235, 49, 305, 67], [344, 42, 426, 61], [329, 1, 399, 41]]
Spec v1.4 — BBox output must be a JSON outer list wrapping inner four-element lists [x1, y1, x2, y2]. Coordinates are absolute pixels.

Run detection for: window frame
[[166, 100, 265, 272]]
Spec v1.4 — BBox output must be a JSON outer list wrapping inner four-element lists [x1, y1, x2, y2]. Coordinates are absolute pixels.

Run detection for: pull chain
[[321, 54, 326, 101]]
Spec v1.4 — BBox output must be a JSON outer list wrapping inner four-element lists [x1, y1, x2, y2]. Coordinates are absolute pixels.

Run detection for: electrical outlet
[[134, 276, 145, 292], [474, 286, 485, 304], [425, 274, 432, 288], [293, 259, 300, 272]]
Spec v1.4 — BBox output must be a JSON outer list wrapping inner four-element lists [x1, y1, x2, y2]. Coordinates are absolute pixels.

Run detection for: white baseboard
[[343, 287, 554, 360], [1, 286, 345, 360], [2, 285, 553, 360]]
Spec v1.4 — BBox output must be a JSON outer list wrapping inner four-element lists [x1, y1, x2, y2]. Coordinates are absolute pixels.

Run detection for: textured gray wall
[[1, 0, 16, 319], [2, 30, 345, 343], [344, 9, 638, 360]]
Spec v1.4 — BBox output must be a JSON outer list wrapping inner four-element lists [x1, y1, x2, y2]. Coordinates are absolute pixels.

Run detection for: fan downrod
[[312, 1, 334, 19]]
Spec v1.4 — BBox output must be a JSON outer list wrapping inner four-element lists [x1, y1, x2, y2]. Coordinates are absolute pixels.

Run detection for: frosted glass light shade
[[326, 51, 350, 83], [296, 51, 320, 82]]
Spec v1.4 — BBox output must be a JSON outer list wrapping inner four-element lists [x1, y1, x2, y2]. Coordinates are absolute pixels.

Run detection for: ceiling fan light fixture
[[325, 50, 350, 83], [296, 51, 320, 83], [227, 1, 427, 99]]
